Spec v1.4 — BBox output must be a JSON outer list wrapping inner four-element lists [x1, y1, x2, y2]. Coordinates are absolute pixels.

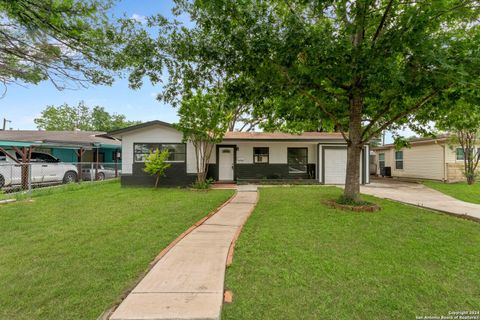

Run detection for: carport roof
[[0, 130, 120, 149]]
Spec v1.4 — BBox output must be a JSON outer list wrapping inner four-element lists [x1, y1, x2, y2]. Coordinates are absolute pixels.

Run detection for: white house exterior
[[110, 120, 370, 186], [372, 135, 478, 182]]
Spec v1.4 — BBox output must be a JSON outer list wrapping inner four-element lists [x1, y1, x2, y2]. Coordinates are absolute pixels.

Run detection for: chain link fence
[[0, 162, 121, 200]]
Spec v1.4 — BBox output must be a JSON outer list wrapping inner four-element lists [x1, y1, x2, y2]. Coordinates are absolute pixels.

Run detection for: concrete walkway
[[359, 180, 480, 220], [110, 186, 258, 320]]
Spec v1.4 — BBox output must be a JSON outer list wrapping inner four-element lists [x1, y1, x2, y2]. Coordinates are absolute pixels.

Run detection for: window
[[134, 143, 186, 163], [378, 153, 385, 170], [456, 148, 464, 161], [0, 150, 5, 162], [253, 147, 269, 164], [395, 151, 403, 170], [287, 148, 307, 174]]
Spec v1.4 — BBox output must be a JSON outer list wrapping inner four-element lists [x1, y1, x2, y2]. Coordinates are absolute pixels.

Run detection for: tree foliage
[[143, 149, 171, 188], [0, 0, 121, 92], [174, 91, 232, 183], [436, 89, 480, 184], [34, 101, 140, 131], [118, 0, 480, 201]]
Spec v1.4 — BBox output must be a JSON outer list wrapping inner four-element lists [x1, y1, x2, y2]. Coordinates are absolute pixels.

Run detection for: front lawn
[[423, 180, 480, 204], [0, 181, 233, 320], [222, 187, 480, 319]]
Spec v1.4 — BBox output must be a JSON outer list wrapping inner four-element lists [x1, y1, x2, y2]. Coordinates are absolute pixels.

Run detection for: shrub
[[191, 178, 214, 190]]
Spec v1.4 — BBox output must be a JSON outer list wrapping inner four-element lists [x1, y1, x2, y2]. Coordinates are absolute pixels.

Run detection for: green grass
[[222, 187, 480, 320], [423, 180, 480, 204], [0, 181, 233, 320]]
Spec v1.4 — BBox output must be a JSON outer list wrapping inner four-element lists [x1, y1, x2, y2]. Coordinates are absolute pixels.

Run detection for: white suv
[[0, 150, 78, 188]]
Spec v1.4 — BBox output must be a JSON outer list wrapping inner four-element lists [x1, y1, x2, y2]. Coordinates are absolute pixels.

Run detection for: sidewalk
[[109, 186, 258, 320]]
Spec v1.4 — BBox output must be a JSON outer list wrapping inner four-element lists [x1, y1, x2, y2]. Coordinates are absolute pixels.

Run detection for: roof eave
[[108, 120, 173, 136]]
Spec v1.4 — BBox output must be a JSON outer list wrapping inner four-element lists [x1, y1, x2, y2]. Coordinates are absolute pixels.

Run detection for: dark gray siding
[[207, 163, 315, 180], [121, 163, 196, 187]]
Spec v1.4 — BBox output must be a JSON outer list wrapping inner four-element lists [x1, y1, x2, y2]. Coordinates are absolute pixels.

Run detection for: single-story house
[[0, 130, 121, 163], [372, 134, 478, 182], [109, 120, 370, 187]]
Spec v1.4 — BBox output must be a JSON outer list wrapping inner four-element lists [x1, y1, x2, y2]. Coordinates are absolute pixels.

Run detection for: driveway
[[360, 180, 480, 220]]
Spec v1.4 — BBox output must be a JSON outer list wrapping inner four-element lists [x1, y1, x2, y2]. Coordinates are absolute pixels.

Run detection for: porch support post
[[95, 147, 99, 180], [74, 147, 85, 182], [114, 148, 118, 178], [13, 146, 33, 190]]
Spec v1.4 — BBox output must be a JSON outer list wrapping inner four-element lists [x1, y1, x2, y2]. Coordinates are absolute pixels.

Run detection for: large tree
[[34, 101, 140, 131], [0, 0, 119, 92], [118, 0, 480, 201]]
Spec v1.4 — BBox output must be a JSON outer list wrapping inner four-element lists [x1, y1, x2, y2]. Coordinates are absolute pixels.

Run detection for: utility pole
[[2, 118, 11, 130]]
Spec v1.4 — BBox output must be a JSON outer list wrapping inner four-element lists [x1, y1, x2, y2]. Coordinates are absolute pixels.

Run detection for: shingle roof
[[0, 130, 120, 147], [108, 120, 173, 136], [223, 131, 345, 140], [372, 134, 450, 150]]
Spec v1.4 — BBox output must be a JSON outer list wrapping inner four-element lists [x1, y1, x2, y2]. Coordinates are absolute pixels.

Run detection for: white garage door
[[323, 148, 363, 185], [324, 148, 348, 184]]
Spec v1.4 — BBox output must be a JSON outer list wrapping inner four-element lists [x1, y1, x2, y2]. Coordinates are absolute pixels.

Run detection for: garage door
[[323, 148, 363, 185], [324, 148, 348, 184]]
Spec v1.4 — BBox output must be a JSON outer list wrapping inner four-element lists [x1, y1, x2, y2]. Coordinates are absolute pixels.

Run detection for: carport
[[0, 137, 121, 190]]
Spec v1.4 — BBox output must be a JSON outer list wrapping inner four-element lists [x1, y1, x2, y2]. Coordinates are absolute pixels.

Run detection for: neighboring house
[[0, 130, 121, 163], [109, 120, 370, 186], [372, 134, 478, 182]]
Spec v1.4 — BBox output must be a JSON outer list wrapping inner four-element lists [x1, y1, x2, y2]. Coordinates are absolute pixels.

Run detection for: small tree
[[143, 149, 171, 188], [437, 92, 480, 185], [175, 91, 232, 183]]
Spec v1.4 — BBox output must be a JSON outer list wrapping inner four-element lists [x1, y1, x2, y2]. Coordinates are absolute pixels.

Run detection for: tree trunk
[[155, 175, 160, 188], [197, 171, 207, 183], [467, 175, 475, 185], [344, 143, 363, 201], [343, 94, 364, 202]]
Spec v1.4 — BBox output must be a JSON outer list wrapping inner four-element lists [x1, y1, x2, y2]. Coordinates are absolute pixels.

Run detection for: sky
[[0, 0, 413, 143]]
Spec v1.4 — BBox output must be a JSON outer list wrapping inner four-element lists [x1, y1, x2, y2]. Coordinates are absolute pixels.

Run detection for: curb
[[0, 199, 16, 205], [98, 190, 238, 320]]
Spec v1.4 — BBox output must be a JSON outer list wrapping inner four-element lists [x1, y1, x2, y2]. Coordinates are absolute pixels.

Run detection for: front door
[[218, 147, 234, 181]]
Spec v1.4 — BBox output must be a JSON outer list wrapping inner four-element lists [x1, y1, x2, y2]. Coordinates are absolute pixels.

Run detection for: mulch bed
[[322, 200, 381, 212]]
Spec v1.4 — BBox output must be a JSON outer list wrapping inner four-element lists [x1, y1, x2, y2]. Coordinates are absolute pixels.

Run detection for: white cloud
[[131, 13, 147, 25]]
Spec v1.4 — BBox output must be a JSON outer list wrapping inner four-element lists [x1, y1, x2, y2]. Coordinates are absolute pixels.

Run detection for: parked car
[[0, 150, 78, 188], [81, 164, 120, 181]]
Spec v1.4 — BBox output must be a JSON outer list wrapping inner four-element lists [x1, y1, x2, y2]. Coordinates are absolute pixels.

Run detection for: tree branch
[[363, 89, 442, 144], [371, 0, 395, 46]]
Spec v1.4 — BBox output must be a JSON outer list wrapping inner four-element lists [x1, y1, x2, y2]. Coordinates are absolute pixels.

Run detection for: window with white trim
[[134, 143, 186, 163], [378, 153, 385, 171], [395, 151, 403, 170]]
